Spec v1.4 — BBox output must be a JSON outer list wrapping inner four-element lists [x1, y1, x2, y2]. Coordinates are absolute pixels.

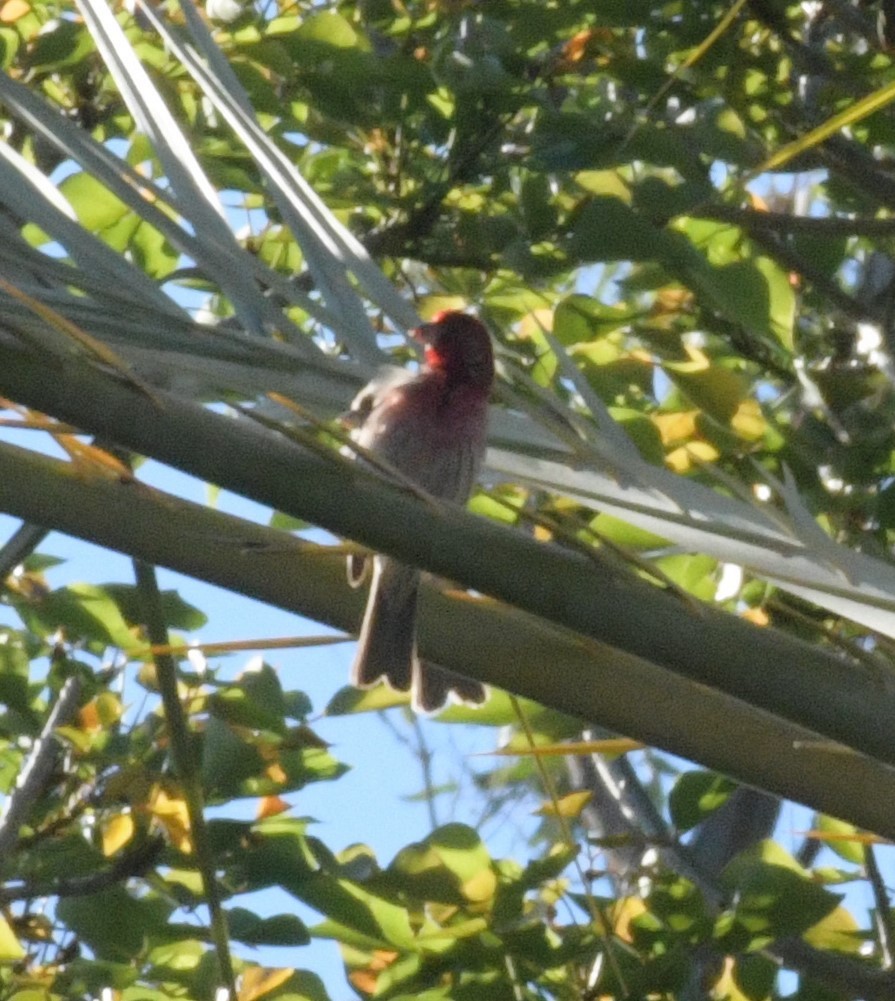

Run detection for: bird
[[345, 310, 494, 713]]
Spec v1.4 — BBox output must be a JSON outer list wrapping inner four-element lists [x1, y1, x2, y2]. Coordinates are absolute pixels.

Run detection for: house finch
[[347, 311, 494, 712]]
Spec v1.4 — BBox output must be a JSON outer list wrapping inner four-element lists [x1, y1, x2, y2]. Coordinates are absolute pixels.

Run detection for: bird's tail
[[351, 557, 419, 692], [413, 661, 487, 714]]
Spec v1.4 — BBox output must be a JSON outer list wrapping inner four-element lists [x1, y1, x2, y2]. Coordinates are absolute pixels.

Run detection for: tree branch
[[1, 343, 894, 774], [0, 675, 81, 865], [2, 421, 895, 835]]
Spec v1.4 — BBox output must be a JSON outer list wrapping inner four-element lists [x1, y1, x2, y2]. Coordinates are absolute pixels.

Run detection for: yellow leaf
[[665, 440, 719, 473], [461, 867, 498, 905], [102, 813, 135, 856], [731, 398, 766, 441], [0, 914, 25, 961], [652, 410, 699, 445], [709, 956, 753, 1001], [611, 896, 647, 943], [650, 287, 694, 317], [484, 737, 642, 757], [559, 28, 600, 66], [801, 828, 889, 846], [148, 786, 192, 852], [518, 308, 555, 337], [264, 761, 288, 785], [803, 904, 862, 953], [538, 790, 592, 818], [419, 296, 468, 320], [78, 693, 124, 731], [239, 966, 294, 1001], [0, 0, 30, 21]]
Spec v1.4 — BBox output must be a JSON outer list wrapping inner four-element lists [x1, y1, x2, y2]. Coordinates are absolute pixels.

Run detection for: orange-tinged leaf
[[239, 966, 294, 1001], [348, 950, 398, 994], [77, 700, 101, 732], [77, 692, 122, 731], [256, 795, 290, 820], [538, 789, 592, 819], [741, 607, 770, 626], [0, 0, 30, 21], [54, 435, 135, 480], [102, 813, 135, 856], [561, 28, 598, 64], [264, 761, 288, 785]]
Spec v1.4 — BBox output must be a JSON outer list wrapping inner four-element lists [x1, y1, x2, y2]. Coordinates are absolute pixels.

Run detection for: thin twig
[[509, 695, 629, 997], [696, 204, 895, 238], [0, 521, 50, 581], [865, 843, 895, 968], [0, 837, 163, 904], [0, 675, 82, 865], [133, 559, 236, 1000]]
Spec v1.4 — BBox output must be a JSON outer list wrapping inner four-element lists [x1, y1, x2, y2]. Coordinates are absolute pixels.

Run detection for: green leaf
[[0, 642, 32, 717], [59, 173, 130, 234], [209, 662, 288, 732], [241, 819, 416, 948], [553, 293, 634, 345], [382, 824, 496, 906], [57, 888, 169, 962], [201, 715, 264, 796], [590, 513, 669, 550], [812, 815, 865, 866], [654, 553, 718, 599], [25, 19, 94, 74], [663, 349, 747, 423], [719, 841, 842, 948], [103, 584, 207, 631], [226, 907, 310, 946], [570, 197, 666, 262], [669, 771, 736, 831], [22, 583, 142, 653]]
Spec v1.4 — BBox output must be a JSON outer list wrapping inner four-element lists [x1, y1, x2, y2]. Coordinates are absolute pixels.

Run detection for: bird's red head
[[412, 311, 494, 392]]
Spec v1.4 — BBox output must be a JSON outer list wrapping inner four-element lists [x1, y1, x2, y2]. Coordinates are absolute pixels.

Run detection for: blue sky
[[0, 441, 533, 990]]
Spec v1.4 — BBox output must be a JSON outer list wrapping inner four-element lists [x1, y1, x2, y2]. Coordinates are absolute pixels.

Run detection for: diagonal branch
[[0, 343, 892, 771], [2, 409, 895, 835]]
